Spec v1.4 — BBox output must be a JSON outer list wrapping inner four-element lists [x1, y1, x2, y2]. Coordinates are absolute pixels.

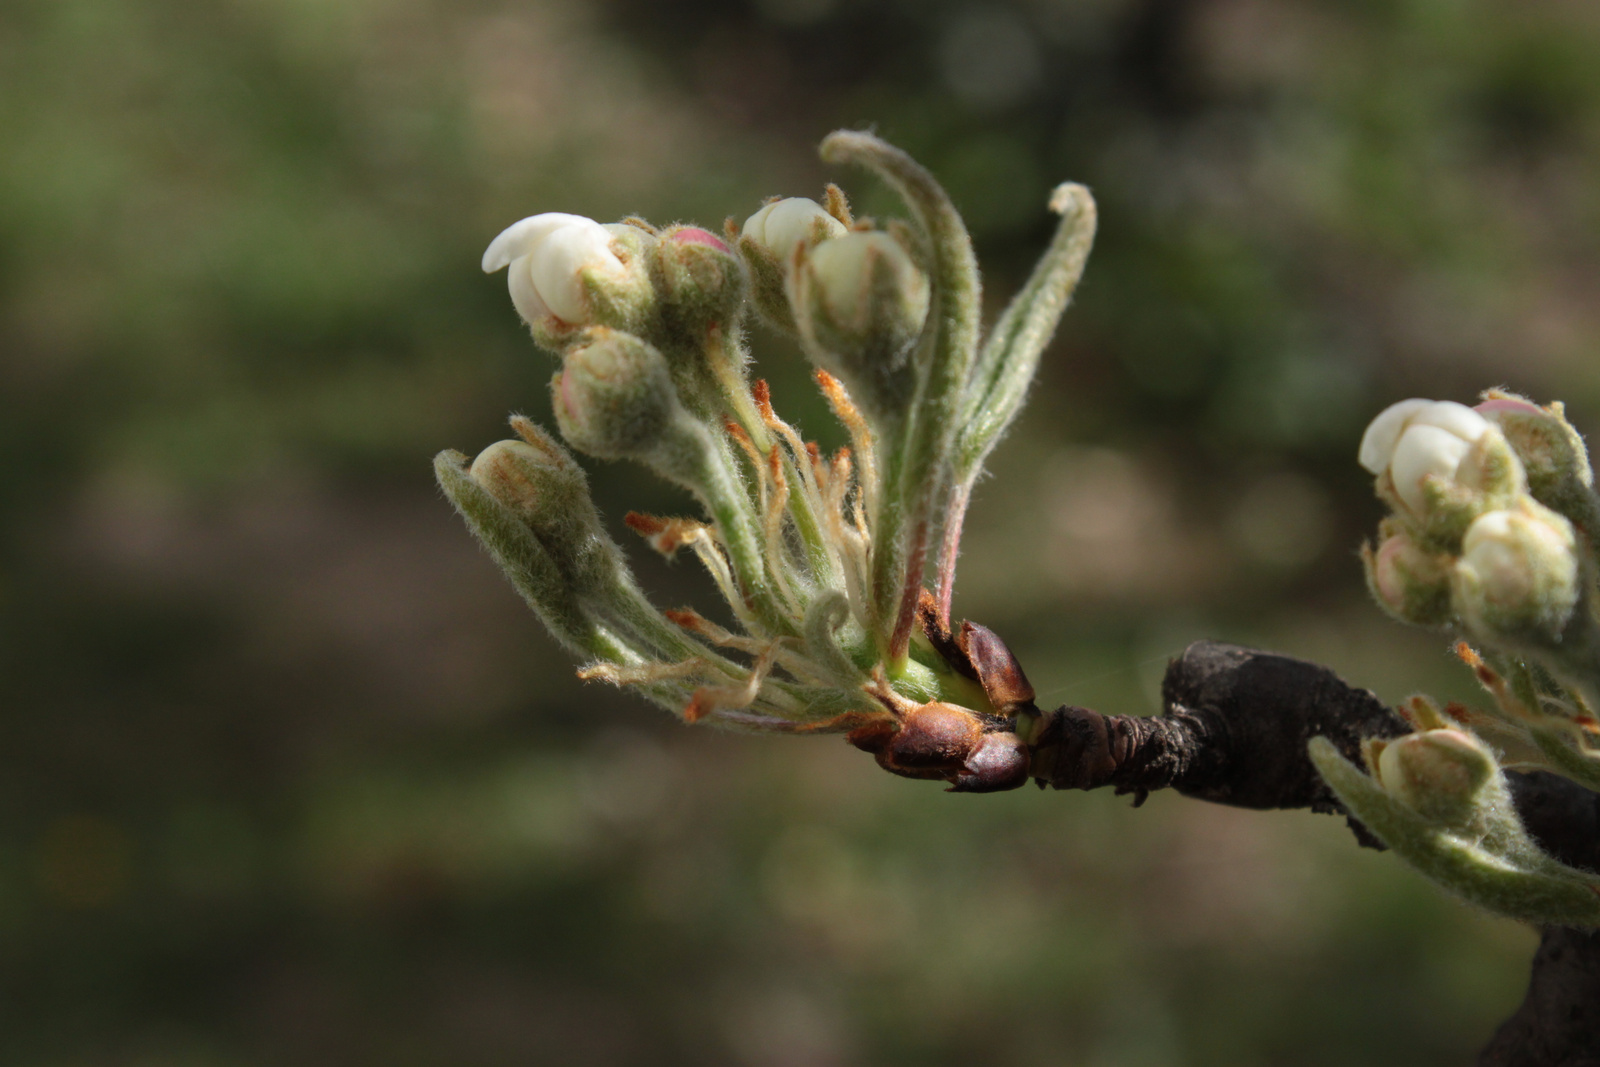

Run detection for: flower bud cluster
[[1334, 391, 1600, 927], [1358, 394, 1598, 668], [442, 130, 1096, 787]]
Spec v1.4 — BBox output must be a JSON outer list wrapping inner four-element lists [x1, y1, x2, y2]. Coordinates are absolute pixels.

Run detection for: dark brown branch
[[1029, 641, 1408, 836], [1020, 639, 1600, 1067]]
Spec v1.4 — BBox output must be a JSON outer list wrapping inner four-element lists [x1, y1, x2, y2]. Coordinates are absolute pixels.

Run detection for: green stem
[[820, 130, 981, 667]]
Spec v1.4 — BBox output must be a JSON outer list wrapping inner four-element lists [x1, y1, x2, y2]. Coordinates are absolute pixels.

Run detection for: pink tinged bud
[[741, 197, 846, 261], [655, 225, 745, 320], [482, 213, 626, 326], [1372, 535, 1434, 609], [1475, 397, 1545, 418], [552, 330, 677, 460], [1366, 533, 1453, 626], [667, 227, 729, 253]]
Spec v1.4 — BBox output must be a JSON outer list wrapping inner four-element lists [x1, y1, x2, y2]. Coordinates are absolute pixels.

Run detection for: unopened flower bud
[[552, 328, 679, 461], [792, 230, 928, 420], [1477, 392, 1599, 533], [468, 432, 613, 587], [654, 225, 747, 331], [1364, 532, 1453, 627], [738, 197, 848, 333], [742, 198, 847, 261], [482, 213, 655, 337], [1359, 398, 1525, 539], [1373, 728, 1496, 828], [1453, 505, 1581, 645]]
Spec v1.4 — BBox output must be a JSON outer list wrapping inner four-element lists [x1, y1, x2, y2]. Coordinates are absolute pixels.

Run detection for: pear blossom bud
[[1364, 532, 1453, 627], [468, 432, 613, 588], [741, 198, 847, 261], [1452, 506, 1580, 643], [791, 231, 928, 420], [1476, 392, 1599, 534], [1373, 729, 1496, 828], [738, 198, 849, 334], [654, 225, 747, 330], [1359, 399, 1526, 540], [552, 329, 679, 461], [482, 213, 654, 336]]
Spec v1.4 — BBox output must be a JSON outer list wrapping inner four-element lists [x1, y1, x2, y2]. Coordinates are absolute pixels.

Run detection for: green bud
[[435, 448, 616, 659], [549, 330, 732, 543], [1311, 736, 1600, 926], [653, 226, 747, 333], [1371, 728, 1496, 828], [467, 429, 614, 594], [1363, 529, 1454, 627], [553, 328, 679, 461], [1452, 503, 1580, 646], [1477, 392, 1600, 536], [791, 230, 928, 421]]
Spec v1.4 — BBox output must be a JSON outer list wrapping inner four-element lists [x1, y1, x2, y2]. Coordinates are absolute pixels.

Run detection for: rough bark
[[1025, 640, 1600, 1066]]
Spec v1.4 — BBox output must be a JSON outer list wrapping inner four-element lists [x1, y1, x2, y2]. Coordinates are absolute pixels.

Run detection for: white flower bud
[[1454, 506, 1580, 641], [482, 213, 632, 327], [741, 198, 846, 262], [791, 231, 928, 420], [1359, 399, 1495, 517], [1373, 728, 1496, 828]]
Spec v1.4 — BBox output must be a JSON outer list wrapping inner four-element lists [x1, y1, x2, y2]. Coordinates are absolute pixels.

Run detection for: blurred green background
[[4, 0, 1599, 1062]]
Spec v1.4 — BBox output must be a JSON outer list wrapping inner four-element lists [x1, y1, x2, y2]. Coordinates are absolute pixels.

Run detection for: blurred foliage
[[3, 0, 1600, 1062]]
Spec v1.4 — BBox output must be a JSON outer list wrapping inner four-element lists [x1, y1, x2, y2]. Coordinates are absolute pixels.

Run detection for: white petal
[[741, 201, 779, 243], [532, 223, 621, 323], [1391, 424, 1472, 515], [482, 212, 597, 273], [506, 255, 551, 323], [1358, 398, 1431, 474], [1412, 400, 1490, 444], [753, 198, 845, 259]]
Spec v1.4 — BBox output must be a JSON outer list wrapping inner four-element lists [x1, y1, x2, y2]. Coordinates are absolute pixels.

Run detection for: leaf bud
[[552, 328, 680, 462], [653, 225, 747, 332], [791, 230, 927, 420], [482, 213, 656, 340], [1452, 504, 1581, 644], [1372, 728, 1496, 828]]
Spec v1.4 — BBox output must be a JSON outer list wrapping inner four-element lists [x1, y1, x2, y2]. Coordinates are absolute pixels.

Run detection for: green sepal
[[1310, 736, 1600, 926], [956, 182, 1097, 482]]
